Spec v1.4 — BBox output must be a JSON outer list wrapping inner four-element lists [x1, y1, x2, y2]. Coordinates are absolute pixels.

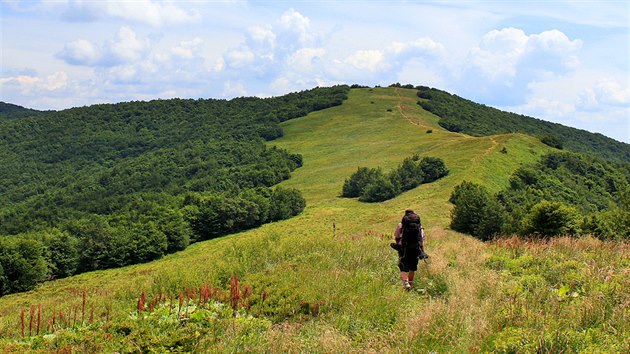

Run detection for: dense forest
[[413, 85, 630, 163], [450, 151, 630, 241], [0, 102, 46, 120], [0, 86, 349, 295]]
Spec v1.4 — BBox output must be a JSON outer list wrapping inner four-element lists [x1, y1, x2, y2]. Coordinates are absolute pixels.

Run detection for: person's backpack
[[401, 212, 421, 248]]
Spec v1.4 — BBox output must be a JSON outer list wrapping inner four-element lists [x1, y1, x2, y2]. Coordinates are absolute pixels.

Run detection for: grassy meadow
[[0, 88, 627, 353]]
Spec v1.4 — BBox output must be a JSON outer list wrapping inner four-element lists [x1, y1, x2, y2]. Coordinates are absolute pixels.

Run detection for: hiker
[[391, 209, 426, 289]]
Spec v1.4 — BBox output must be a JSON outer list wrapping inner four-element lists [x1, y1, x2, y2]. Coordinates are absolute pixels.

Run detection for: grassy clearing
[[1, 87, 626, 352]]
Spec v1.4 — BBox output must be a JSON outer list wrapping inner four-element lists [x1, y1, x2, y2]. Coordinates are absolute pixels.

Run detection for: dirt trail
[[394, 88, 432, 129]]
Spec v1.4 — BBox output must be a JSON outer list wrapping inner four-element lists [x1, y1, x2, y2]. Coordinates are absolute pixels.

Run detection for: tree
[[269, 187, 306, 221], [342, 167, 382, 197], [420, 157, 449, 183], [450, 181, 504, 241], [360, 174, 399, 202], [390, 156, 424, 191], [523, 200, 579, 237], [0, 237, 49, 294], [43, 229, 79, 278], [190, 194, 244, 240]]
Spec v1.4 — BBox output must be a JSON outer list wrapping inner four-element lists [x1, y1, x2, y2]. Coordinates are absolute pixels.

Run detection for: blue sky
[[1, 0, 628, 143]]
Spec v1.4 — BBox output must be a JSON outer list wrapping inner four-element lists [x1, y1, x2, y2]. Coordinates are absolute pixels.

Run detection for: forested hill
[[414, 85, 630, 163], [0, 85, 349, 294], [0, 102, 47, 120]]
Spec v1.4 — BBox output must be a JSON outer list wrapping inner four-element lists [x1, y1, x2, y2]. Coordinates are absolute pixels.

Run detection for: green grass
[[1, 87, 626, 353]]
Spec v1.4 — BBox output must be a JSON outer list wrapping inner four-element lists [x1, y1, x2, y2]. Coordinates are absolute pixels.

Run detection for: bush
[[450, 181, 504, 241], [541, 134, 563, 149], [42, 229, 80, 278], [359, 174, 399, 202], [0, 237, 49, 294], [269, 187, 306, 221], [420, 157, 449, 183], [341, 167, 383, 198], [523, 200, 580, 237], [341, 156, 448, 203], [389, 156, 424, 192]]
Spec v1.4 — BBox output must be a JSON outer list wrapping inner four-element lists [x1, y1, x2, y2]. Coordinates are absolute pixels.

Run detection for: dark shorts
[[398, 247, 420, 272]]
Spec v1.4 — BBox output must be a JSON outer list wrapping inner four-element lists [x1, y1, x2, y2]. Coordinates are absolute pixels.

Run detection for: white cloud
[[172, 37, 204, 59], [459, 28, 583, 105], [345, 50, 384, 71], [287, 48, 325, 69], [44, 0, 201, 26], [578, 77, 630, 109], [278, 8, 311, 45], [0, 72, 69, 94], [223, 81, 248, 97], [57, 39, 101, 66], [57, 27, 149, 67], [104, 27, 150, 65], [390, 38, 447, 59]]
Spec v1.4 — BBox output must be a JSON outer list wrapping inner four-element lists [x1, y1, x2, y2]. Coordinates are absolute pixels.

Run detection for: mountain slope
[[0, 102, 46, 120], [416, 86, 630, 163], [0, 88, 626, 352]]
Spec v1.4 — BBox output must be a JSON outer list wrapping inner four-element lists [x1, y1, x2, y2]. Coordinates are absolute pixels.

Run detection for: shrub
[[0, 237, 49, 294], [341, 167, 382, 198], [541, 134, 563, 149], [389, 156, 424, 192], [523, 200, 579, 237], [269, 187, 306, 221], [420, 157, 449, 183], [341, 156, 448, 203], [359, 174, 399, 202], [450, 181, 504, 241]]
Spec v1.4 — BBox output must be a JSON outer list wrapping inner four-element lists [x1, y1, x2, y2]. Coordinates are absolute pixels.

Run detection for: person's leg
[[400, 272, 411, 289], [408, 271, 415, 282]]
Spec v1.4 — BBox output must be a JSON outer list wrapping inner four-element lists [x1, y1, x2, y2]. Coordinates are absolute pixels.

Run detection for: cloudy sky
[[1, 1, 628, 142]]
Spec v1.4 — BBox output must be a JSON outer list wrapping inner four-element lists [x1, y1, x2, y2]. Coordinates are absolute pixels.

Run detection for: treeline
[[450, 152, 630, 240], [0, 102, 46, 120], [342, 155, 448, 202], [0, 187, 304, 295], [413, 85, 630, 163], [0, 86, 349, 295]]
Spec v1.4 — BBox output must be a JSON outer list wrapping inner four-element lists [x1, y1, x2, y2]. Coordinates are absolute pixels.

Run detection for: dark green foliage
[[0, 87, 348, 295], [416, 86, 630, 163], [540, 134, 563, 149], [581, 186, 630, 240], [360, 174, 399, 202], [187, 187, 305, 240], [419, 156, 449, 182], [42, 229, 80, 279], [389, 155, 424, 191], [498, 152, 629, 237], [342, 156, 448, 202], [269, 187, 306, 221], [499, 152, 630, 239], [0, 237, 48, 295], [342, 167, 383, 198], [451, 152, 629, 240], [449, 181, 504, 241], [0, 102, 46, 120], [523, 200, 579, 237]]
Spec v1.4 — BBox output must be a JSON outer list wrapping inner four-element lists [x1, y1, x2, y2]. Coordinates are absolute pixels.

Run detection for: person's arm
[[393, 223, 403, 242]]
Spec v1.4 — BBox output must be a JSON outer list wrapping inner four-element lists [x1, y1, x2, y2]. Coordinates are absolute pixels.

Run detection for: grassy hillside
[[416, 86, 630, 163], [0, 88, 626, 352]]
